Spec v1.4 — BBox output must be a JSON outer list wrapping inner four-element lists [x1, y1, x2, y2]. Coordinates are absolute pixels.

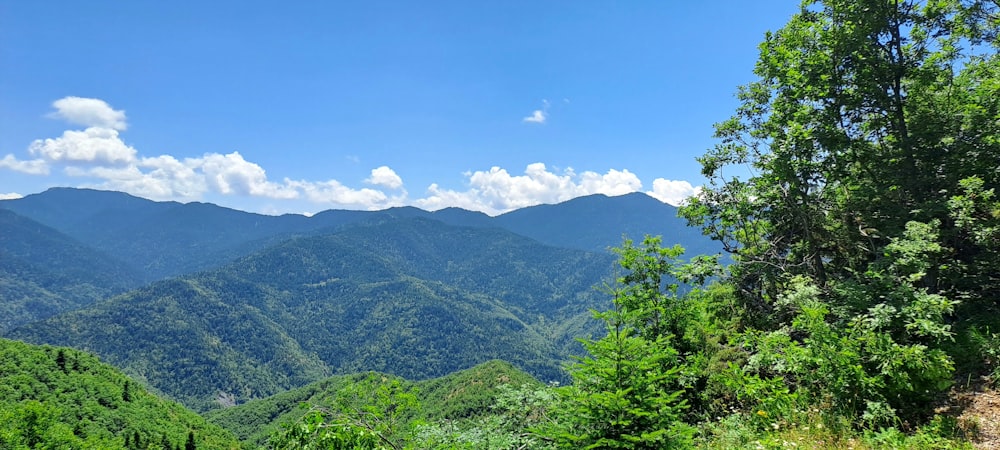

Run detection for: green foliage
[[9, 219, 619, 410], [677, 0, 999, 436], [270, 374, 419, 450], [416, 360, 543, 421], [413, 384, 558, 450], [209, 360, 547, 449], [537, 237, 699, 449], [0, 338, 239, 449]]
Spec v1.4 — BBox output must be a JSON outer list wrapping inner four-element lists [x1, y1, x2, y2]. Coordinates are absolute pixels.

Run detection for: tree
[[540, 237, 695, 449], [680, 0, 999, 427], [185, 430, 197, 450], [683, 0, 999, 303]]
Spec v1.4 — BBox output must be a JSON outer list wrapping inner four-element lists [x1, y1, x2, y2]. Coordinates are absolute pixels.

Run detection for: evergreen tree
[[185, 431, 197, 450]]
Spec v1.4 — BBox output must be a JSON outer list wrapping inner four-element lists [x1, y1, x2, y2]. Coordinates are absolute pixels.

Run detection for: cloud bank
[[1, 96, 701, 215]]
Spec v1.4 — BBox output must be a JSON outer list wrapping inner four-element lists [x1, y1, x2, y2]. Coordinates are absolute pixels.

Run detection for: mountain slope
[[0, 338, 239, 449], [8, 275, 333, 412], [0, 209, 142, 332], [495, 192, 721, 256], [8, 219, 613, 410]]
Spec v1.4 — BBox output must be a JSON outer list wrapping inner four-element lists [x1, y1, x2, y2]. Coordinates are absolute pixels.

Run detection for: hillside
[[205, 359, 542, 448], [8, 219, 614, 411], [0, 338, 239, 449], [0, 209, 142, 333]]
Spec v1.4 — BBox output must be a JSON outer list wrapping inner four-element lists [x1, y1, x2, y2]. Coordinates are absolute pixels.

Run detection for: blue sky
[[0, 1, 798, 215]]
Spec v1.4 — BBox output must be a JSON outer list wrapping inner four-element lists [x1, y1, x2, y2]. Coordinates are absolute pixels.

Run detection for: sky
[[0, 1, 799, 216]]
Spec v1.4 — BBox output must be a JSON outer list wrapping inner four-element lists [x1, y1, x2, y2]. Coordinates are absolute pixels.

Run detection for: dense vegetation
[[3, 0, 1000, 448], [251, 0, 1000, 448], [0, 209, 141, 333], [8, 219, 615, 410], [205, 360, 541, 448], [0, 338, 239, 449]]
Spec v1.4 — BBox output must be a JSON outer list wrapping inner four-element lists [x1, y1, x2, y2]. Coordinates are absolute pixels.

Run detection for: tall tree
[[683, 0, 1000, 308], [540, 237, 695, 449], [680, 0, 999, 424]]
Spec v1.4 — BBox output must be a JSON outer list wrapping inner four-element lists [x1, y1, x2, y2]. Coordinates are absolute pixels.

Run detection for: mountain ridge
[[1, 188, 718, 281]]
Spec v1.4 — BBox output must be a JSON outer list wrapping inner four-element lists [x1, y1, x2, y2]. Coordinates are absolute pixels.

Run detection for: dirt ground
[[948, 376, 1000, 449]]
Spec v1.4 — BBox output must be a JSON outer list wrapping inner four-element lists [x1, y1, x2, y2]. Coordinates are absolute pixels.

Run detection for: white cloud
[[0, 154, 49, 175], [287, 179, 390, 208], [365, 166, 404, 189], [0, 192, 23, 200], [522, 99, 551, 124], [7, 96, 704, 215], [647, 178, 701, 206], [415, 163, 645, 215], [48, 96, 127, 130], [62, 150, 400, 210], [29, 127, 138, 165], [522, 110, 546, 124], [66, 154, 206, 200], [192, 152, 298, 199], [579, 168, 643, 196]]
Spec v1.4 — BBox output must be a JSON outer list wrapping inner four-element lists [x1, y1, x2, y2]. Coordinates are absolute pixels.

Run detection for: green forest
[[4, 0, 1000, 448], [237, 0, 1000, 447]]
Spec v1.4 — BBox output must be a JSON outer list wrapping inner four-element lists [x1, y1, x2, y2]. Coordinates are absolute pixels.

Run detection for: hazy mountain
[[1, 188, 718, 281], [8, 219, 613, 411], [495, 192, 720, 256], [0, 209, 142, 333]]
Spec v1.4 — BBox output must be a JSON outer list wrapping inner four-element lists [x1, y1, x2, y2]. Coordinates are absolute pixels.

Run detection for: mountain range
[[0, 187, 720, 411]]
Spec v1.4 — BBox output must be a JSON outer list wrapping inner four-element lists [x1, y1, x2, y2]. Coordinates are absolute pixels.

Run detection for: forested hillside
[[8, 219, 614, 411], [206, 359, 542, 448], [0, 338, 239, 449], [0, 209, 142, 333], [208, 0, 1000, 448], [3, 0, 999, 448]]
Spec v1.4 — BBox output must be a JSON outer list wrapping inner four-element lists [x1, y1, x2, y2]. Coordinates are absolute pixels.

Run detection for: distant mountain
[[8, 219, 614, 411], [0, 209, 142, 333], [0, 338, 240, 449], [1, 188, 718, 281], [495, 192, 720, 256]]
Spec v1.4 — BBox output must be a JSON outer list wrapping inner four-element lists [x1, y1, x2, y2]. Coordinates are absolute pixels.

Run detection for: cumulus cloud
[[415, 163, 644, 215], [193, 152, 298, 199], [288, 179, 390, 207], [29, 127, 138, 165], [0, 192, 24, 200], [647, 178, 701, 206], [365, 166, 404, 189], [0, 154, 49, 175], [65, 152, 403, 209], [5, 96, 704, 215], [48, 97, 127, 130]]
